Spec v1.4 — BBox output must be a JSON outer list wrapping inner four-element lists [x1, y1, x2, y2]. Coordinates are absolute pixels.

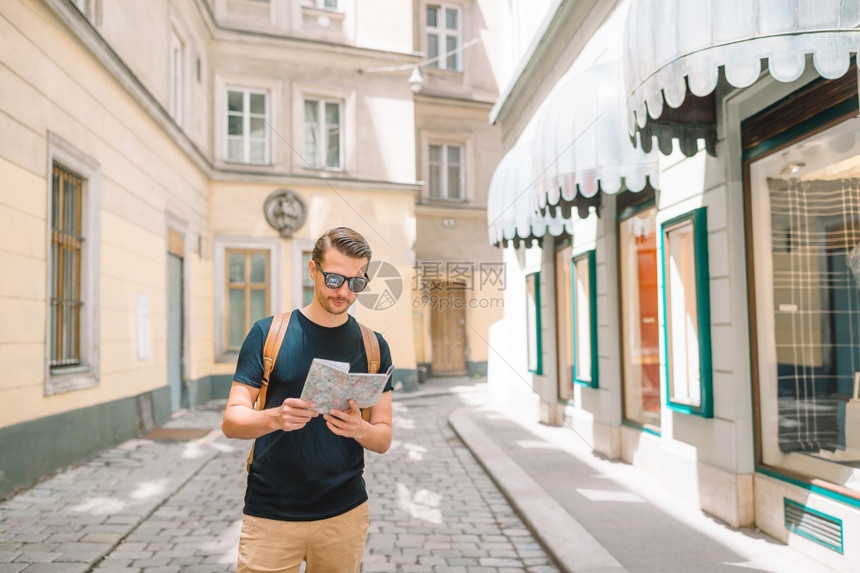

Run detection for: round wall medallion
[[263, 189, 307, 238]]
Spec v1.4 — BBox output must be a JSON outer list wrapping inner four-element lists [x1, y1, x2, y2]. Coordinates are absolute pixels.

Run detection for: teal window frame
[[526, 272, 542, 374], [572, 250, 598, 388], [660, 208, 713, 418]]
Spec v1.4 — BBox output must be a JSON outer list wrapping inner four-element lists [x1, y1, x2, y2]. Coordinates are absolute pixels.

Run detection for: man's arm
[[221, 381, 318, 439], [324, 391, 393, 453]]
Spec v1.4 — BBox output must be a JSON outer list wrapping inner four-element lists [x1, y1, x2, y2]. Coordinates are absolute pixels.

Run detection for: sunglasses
[[314, 261, 370, 293]]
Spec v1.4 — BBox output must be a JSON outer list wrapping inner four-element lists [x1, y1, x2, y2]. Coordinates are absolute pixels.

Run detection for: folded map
[[300, 358, 394, 414]]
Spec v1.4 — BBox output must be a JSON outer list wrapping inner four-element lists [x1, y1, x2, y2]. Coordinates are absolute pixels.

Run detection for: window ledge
[[46, 366, 98, 396], [223, 159, 273, 168], [301, 5, 345, 18], [300, 166, 345, 175], [422, 197, 467, 204], [424, 66, 464, 79]]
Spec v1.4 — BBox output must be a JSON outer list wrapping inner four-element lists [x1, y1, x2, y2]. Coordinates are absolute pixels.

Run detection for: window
[[304, 98, 342, 169], [46, 133, 101, 394], [573, 250, 598, 388], [50, 166, 84, 369], [618, 200, 661, 428], [428, 144, 463, 200], [226, 88, 268, 164], [747, 93, 860, 496], [661, 208, 713, 417], [169, 32, 183, 126], [426, 4, 462, 71], [214, 239, 279, 360], [555, 240, 574, 400], [526, 272, 542, 374], [225, 249, 271, 351], [301, 250, 315, 305]]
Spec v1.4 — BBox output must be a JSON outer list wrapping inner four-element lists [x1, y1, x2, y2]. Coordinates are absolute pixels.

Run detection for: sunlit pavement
[[0, 377, 560, 572], [2, 375, 836, 573]]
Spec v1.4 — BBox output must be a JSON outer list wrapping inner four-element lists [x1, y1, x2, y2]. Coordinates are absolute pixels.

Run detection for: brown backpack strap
[[359, 322, 380, 422], [359, 322, 380, 374], [246, 312, 290, 471]]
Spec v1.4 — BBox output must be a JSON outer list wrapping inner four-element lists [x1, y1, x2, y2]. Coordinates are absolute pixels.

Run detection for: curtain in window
[[768, 177, 860, 453]]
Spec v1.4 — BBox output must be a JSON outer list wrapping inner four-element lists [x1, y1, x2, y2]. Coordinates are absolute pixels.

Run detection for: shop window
[[573, 250, 598, 388], [555, 240, 573, 400], [618, 200, 661, 429], [748, 116, 860, 490], [526, 272, 542, 374], [661, 208, 713, 417]]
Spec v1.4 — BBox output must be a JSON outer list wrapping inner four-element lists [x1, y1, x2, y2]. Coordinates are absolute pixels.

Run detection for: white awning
[[532, 59, 659, 215], [487, 142, 573, 248], [625, 0, 860, 146]]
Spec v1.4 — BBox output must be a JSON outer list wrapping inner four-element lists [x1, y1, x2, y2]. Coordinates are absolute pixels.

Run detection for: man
[[222, 227, 394, 573]]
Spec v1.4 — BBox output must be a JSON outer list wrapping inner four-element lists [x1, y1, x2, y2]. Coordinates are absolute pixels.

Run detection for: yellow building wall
[[209, 181, 418, 377], [0, 1, 211, 428]]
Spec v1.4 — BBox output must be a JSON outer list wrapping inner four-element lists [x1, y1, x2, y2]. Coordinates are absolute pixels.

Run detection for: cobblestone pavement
[[0, 378, 560, 572]]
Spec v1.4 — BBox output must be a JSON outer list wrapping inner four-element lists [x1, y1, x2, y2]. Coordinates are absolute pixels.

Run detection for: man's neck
[[300, 304, 349, 328]]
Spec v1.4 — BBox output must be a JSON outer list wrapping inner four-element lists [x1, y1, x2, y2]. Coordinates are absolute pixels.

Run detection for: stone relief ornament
[[263, 189, 307, 238]]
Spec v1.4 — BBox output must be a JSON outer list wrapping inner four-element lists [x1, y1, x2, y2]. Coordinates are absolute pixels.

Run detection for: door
[[430, 282, 466, 374], [167, 252, 184, 412]]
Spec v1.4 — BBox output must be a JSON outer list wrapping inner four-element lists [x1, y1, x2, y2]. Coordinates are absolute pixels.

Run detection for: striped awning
[[625, 0, 860, 156], [532, 59, 659, 217], [487, 142, 572, 248]]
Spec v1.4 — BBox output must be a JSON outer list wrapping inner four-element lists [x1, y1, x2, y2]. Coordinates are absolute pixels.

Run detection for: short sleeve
[[233, 319, 269, 388]]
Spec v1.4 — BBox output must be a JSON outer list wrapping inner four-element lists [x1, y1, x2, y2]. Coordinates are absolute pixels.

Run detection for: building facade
[[487, 0, 860, 569], [0, 0, 503, 499], [410, 0, 504, 379]]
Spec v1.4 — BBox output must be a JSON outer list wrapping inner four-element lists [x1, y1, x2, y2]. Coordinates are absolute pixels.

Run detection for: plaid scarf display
[[768, 177, 860, 454]]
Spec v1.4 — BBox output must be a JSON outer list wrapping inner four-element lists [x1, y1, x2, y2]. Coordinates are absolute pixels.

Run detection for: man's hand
[[271, 398, 319, 432], [324, 399, 366, 439]]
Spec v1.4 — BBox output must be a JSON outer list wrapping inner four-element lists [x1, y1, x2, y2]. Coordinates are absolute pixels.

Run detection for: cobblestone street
[[0, 378, 559, 572]]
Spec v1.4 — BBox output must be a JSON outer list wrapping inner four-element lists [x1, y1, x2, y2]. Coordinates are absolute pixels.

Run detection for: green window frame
[[526, 272, 542, 374], [572, 250, 598, 388], [660, 207, 713, 417]]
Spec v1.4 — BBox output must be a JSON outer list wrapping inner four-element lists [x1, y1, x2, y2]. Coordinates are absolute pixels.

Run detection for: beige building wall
[[0, 0, 210, 428], [1, 0, 476, 495], [208, 181, 418, 380], [410, 0, 505, 375]]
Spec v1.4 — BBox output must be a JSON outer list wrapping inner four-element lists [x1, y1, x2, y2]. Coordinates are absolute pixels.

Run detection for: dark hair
[[312, 227, 372, 264]]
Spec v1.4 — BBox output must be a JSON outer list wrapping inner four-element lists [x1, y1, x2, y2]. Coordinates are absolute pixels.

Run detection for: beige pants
[[236, 502, 369, 573]]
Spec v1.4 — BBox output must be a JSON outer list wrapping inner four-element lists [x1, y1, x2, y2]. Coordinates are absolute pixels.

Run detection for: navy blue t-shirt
[[233, 310, 393, 521]]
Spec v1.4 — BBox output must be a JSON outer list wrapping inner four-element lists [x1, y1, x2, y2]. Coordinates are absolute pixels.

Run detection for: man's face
[[310, 249, 369, 316]]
